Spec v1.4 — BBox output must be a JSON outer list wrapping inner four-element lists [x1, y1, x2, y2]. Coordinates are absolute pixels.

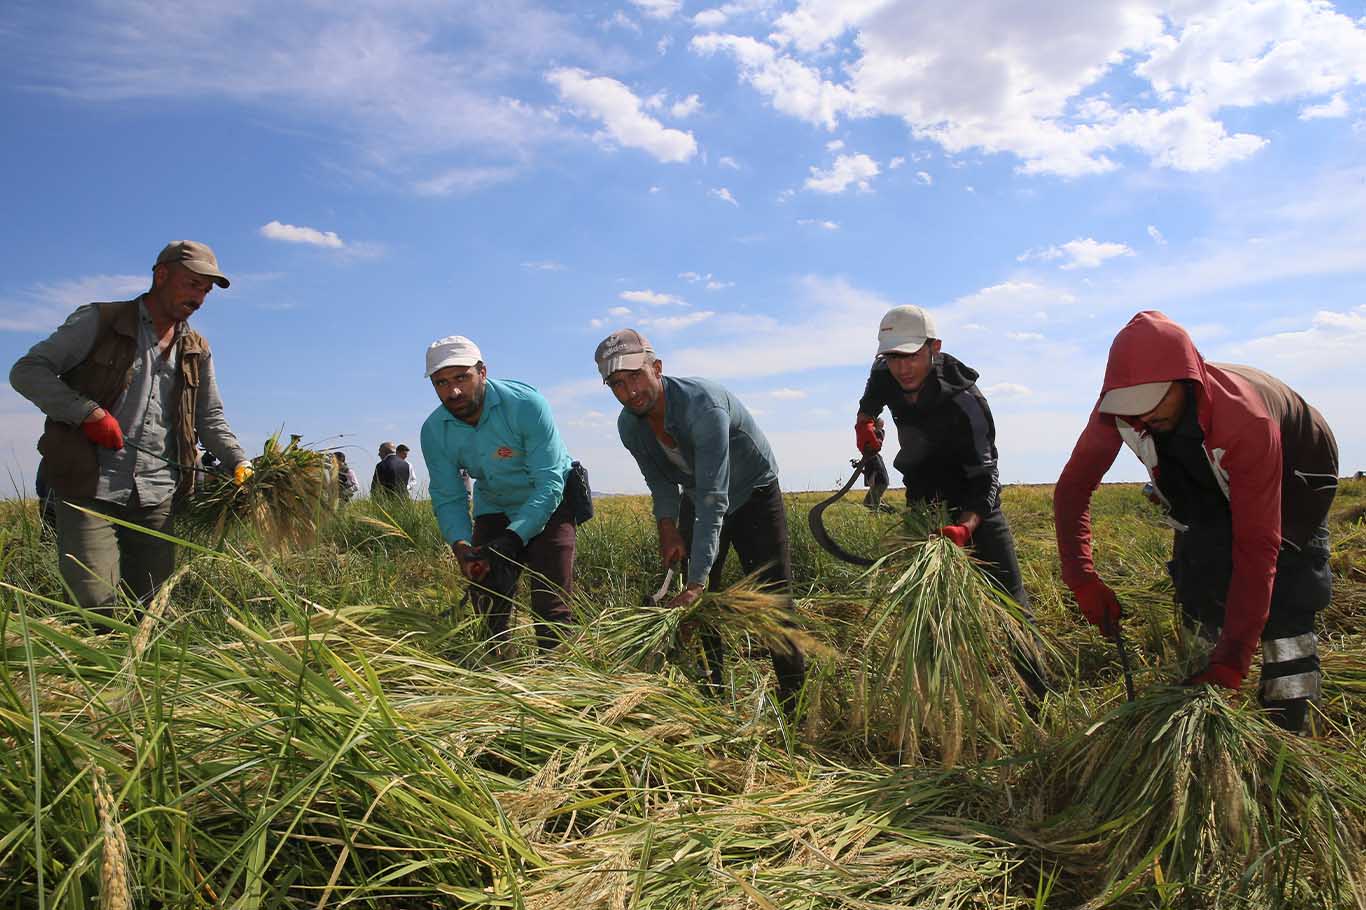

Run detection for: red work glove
[[1183, 662, 1244, 691], [855, 418, 882, 455], [1072, 578, 1122, 634], [82, 412, 124, 449], [938, 524, 971, 548]]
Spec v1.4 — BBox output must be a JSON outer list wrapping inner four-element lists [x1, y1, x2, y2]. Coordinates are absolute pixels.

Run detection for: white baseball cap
[[424, 335, 483, 377], [877, 305, 938, 355], [1099, 381, 1172, 415]]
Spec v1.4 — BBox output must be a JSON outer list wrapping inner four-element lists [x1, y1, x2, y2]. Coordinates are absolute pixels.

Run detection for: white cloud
[[640, 310, 715, 330], [670, 94, 703, 118], [413, 166, 520, 197], [804, 153, 880, 193], [668, 275, 895, 378], [1147, 225, 1167, 245], [12, 3, 598, 186], [983, 382, 1032, 400], [548, 68, 698, 163], [608, 305, 633, 317], [826, 139, 845, 151], [693, 9, 729, 28], [603, 11, 641, 33], [680, 271, 734, 289], [629, 0, 681, 18], [1220, 304, 1366, 373], [797, 218, 841, 230], [1021, 237, 1134, 270], [704, 0, 1366, 177], [649, 185, 662, 193], [888, 155, 905, 169], [710, 187, 739, 205], [914, 170, 932, 185], [620, 289, 688, 306], [770, 387, 807, 399], [690, 33, 861, 129], [1007, 331, 1045, 342], [259, 220, 344, 248], [1, 274, 148, 332], [1300, 93, 1349, 121], [522, 260, 566, 271], [718, 155, 741, 169]]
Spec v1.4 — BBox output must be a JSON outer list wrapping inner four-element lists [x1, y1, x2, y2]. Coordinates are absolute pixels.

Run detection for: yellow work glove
[[233, 463, 254, 486]]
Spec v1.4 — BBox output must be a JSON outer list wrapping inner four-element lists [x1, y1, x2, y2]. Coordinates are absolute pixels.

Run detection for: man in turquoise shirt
[[420, 335, 577, 653], [596, 328, 806, 715]]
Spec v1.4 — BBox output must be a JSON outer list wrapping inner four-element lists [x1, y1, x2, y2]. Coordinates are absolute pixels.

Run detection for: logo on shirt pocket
[[496, 446, 517, 459]]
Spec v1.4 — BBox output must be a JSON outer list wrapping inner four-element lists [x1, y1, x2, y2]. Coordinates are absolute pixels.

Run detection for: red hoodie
[[1055, 311, 1338, 676]]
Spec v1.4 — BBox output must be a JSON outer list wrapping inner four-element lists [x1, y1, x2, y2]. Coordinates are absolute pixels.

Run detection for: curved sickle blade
[[807, 456, 877, 567]]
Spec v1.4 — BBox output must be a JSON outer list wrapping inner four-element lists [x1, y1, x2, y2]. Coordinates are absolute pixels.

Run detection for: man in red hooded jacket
[[1054, 312, 1338, 732]]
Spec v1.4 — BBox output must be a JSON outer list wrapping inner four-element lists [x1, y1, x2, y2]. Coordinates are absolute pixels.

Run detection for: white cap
[[1099, 381, 1172, 416], [425, 335, 483, 377], [877, 305, 938, 355]]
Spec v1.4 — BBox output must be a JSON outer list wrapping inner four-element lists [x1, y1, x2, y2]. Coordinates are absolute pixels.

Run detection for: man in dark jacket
[[1055, 311, 1338, 732], [9, 240, 252, 619], [371, 441, 411, 499], [855, 305, 1028, 603], [855, 305, 1045, 703]]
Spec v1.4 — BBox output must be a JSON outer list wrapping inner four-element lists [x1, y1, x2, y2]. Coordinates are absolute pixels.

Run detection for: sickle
[[807, 455, 877, 567]]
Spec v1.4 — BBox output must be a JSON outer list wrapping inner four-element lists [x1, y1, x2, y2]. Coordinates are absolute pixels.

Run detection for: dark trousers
[[679, 481, 807, 713], [55, 493, 175, 614], [470, 497, 576, 651], [1171, 521, 1331, 731]]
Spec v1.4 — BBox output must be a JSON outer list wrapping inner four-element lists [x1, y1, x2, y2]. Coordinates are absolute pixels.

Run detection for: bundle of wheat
[[593, 572, 833, 677], [1031, 685, 1366, 907], [186, 432, 336, 551], [856, 508, 1052, 766]]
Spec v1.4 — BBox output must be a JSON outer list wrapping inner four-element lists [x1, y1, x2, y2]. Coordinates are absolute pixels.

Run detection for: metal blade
[[807, 455, 877, 567]]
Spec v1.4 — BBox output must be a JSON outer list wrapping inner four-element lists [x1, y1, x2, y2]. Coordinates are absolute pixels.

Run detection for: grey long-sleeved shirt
[[9, 299, 247, 506]]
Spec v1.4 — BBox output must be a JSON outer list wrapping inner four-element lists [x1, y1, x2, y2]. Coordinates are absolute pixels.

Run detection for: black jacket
[[858, 353, 1001, 517], [371, 453, 411, 497]]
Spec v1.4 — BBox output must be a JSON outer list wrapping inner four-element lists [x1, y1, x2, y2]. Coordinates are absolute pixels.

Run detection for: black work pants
[[678, 481, 807, 713], [1170, 521, 1332, 732], [470, 497, 577, 651]]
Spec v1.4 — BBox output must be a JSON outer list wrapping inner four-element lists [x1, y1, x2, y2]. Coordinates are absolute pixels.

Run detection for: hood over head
[[1100, 311, 1206, 405]]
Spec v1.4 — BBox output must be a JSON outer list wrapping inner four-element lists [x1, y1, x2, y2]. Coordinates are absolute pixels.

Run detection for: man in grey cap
[[596, 328, 806, 716], [9, 240, 253, 625]]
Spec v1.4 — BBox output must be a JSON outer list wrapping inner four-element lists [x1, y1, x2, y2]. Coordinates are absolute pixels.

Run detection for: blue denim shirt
[[421, 378, 571, 546], [617, 375, 778, 586]]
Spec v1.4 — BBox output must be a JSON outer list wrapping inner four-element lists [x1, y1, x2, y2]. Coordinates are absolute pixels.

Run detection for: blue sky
[[2, 0, 1364, 496]]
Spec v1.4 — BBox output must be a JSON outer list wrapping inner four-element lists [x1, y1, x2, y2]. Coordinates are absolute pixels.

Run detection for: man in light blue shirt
[[596, 328, 806, 714], [420, 335, 577, 652]]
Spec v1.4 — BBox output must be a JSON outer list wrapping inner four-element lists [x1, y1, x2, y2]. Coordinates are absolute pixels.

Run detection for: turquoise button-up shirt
[[420, 378, 571, 545]]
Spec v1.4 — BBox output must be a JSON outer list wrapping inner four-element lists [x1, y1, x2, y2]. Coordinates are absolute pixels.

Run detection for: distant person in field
[[9, 240, 252, 622], [334, 451, 359, 503], [854, 305, 1046, 704], [420, 335, 579, 653], [596, 328, 806, 716], [371, 441, 410, 499], [861, 416, 891, 511], [396, 443, 419, 497], [1055, 311, 1338, 733]]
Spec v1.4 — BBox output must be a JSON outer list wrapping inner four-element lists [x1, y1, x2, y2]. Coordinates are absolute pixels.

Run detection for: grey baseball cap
[[595, 329, 655, 380], [155, 240, 230, 288]]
